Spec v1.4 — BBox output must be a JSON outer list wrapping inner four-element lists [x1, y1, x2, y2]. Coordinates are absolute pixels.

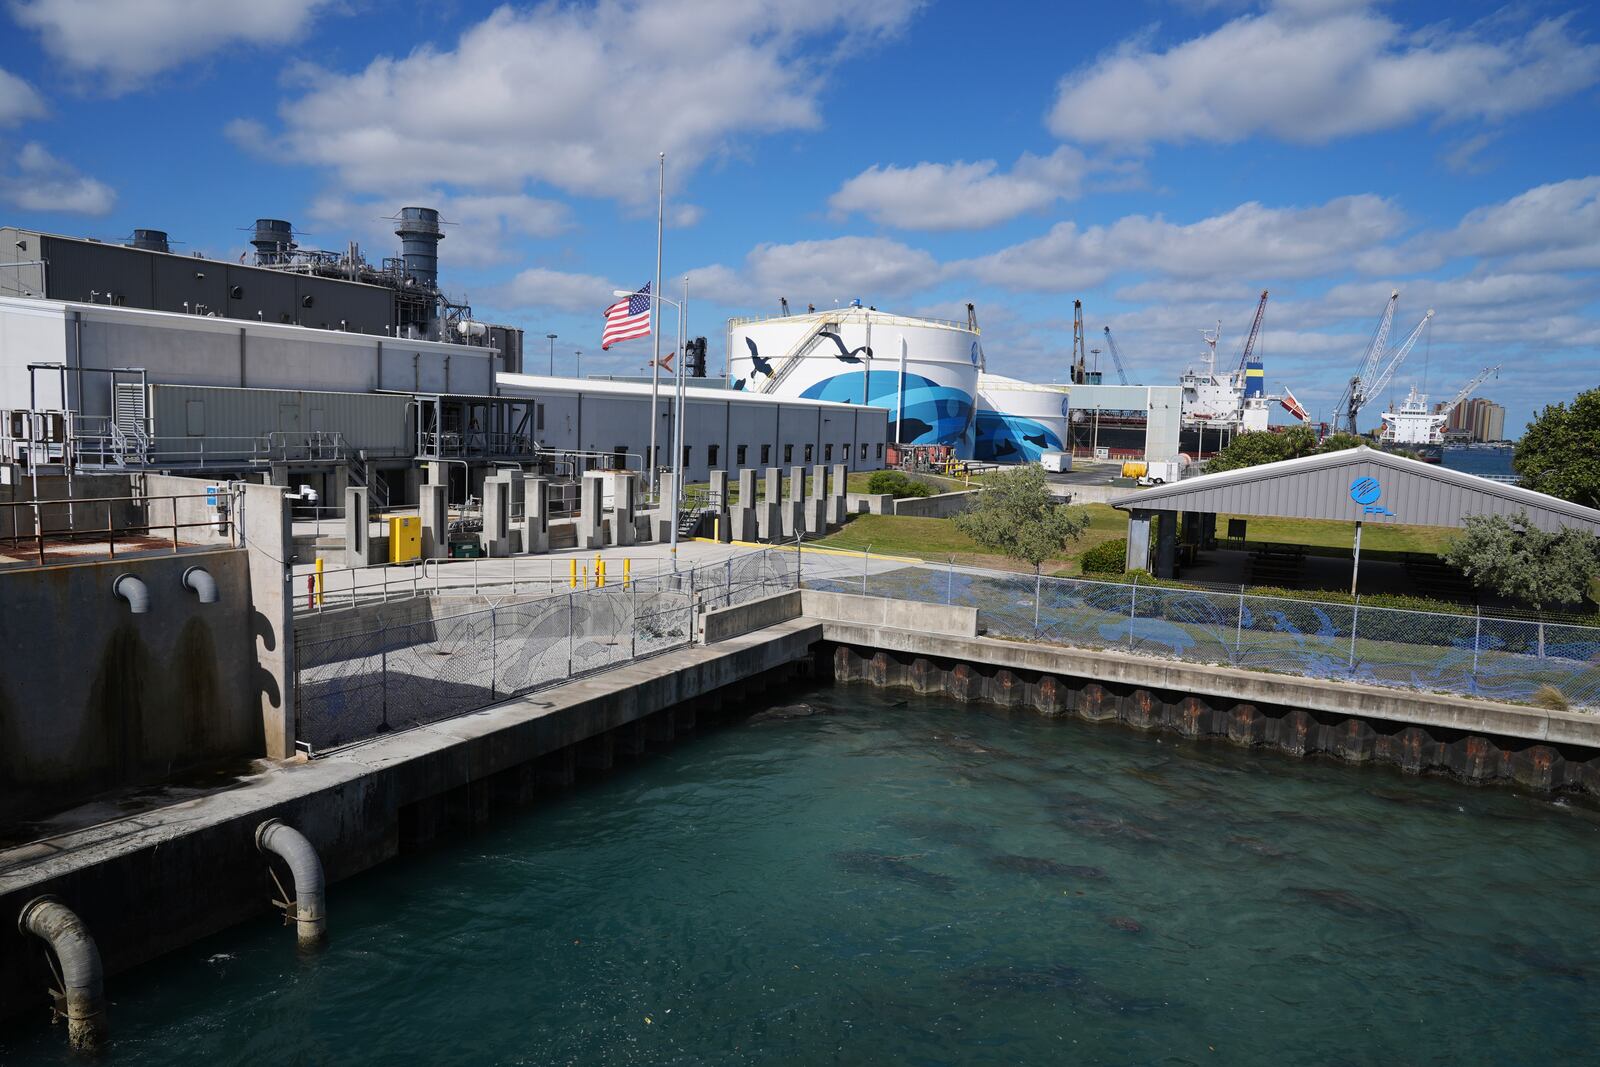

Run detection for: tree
[[954, 465, 1091, 571], [1204, 426, 1370, 473], [1317, 432, 1367, 454], [1515, 387, 1600, 508], [1444, 511, 1600, 613]]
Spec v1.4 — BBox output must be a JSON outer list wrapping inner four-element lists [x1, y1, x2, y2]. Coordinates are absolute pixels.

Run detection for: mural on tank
[[799, 369, 975, 453], [974, 412, 1063, 462]]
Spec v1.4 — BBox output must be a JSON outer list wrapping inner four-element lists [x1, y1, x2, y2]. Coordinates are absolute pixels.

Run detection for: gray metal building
[[1112, 446, 1600, 577]]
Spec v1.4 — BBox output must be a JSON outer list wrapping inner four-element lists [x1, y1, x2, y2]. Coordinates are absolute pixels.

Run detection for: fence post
[[862, 547, 869, 595], [567, 592, 574, 678], [490, 607, 498, 698], [1235, 586, 1244, 654], [1347, 596, 1359, 671], [1471, 607, 1481, 692], [1034, 568, 1042, 638], [379, 623, 389, 733], [1128, 573, 1138, 650], [631, 582, 638, 660], [726, 557, 733, 605], [946, 557, 953, 605]]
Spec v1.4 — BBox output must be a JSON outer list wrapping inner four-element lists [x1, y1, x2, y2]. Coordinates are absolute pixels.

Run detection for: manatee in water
[[1227, 835, 1294, 859], [746, 702, 822, 724], [1058, 812, 1163, 844], [931, 733, 1011, 758], [884, 814, 991, 848], [1106, 916, 1144, 933], [834, 849, 957, 893], [1368, 788, 1464, 813], [983, 854, 1109, 880], [1282, 887, 1414, 925]]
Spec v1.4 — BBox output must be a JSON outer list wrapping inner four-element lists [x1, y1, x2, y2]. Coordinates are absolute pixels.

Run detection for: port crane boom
[[1235, 289, 1268, 372], [1365, 308, 1434, 406], [1437, 363, 1500, 420], [1071, 300, 1087, 384], [1340, 289, 1401, 433], [1101, 326, 1132, 386]]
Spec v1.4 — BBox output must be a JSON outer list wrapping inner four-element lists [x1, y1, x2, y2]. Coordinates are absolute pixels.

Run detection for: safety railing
[[0, 489, 239, 566], [796, 549, 1600, 711]]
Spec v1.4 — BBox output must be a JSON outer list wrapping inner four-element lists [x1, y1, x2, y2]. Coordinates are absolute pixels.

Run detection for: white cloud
[[0, 142, 115, 214], [1441, 176, 1600, 272], [1049, 4, 1600, 146], [10, 0, 335, 91], [257, 0, 921, 204], [828, 147, 1112, 231], [960, 194, 1404, 290], [693, 235, 942, 309], [0, 67, 46, 125], [487, 267, 621, 316]]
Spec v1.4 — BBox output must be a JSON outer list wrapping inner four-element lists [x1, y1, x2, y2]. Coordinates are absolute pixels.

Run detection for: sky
[[0, 0, 1596, 436]]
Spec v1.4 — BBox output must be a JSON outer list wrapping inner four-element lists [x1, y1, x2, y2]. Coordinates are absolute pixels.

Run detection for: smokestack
[[128, 229, 169, 254], [251, 219, 295, 265], [394, 206, 443, 291]]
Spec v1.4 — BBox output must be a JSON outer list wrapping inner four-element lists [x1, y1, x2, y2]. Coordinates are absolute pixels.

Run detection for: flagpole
[[649, 151, 664, 498]]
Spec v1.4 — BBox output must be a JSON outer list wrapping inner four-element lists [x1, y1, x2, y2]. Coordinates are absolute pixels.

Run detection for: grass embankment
[[1221, 514, 1455, 555]]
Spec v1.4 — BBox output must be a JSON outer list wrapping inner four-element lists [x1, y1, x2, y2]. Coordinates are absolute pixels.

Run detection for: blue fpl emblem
[[970, 341, 981, 366], [1060, 396, 1071, 419], [1349, 476, 1394, 516]]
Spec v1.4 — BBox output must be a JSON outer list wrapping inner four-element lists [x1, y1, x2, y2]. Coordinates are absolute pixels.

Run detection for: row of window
[[630, 441, 886, 470]]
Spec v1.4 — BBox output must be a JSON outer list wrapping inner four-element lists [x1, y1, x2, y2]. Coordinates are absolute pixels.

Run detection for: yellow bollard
[[595, 553, 602, 588], [598, 559, 607, 588], [582, 562, 589, 587], [314, 557, 325, 606], [570, 558, 577, 589], [623, 558, 632, 588]]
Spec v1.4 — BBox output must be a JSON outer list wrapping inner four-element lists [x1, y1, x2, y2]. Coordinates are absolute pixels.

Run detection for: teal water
[[6, 687, 1600, 1065]]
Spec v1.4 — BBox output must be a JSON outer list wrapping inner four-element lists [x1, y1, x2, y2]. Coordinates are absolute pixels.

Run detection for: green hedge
[[1079, 538, 1127, 574], [865, 471, 933, 498]]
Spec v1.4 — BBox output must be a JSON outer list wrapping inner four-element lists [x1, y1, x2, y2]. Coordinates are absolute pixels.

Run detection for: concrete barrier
[[698, 589, 802, 643], [800, 588, 978, 638], [845, 493, 894, 515], [892, 489, 981, 518]]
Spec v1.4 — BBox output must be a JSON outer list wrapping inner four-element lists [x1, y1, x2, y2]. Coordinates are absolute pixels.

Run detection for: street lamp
[[546, 333, 558, 376], [614, 286, 687, 569], [574, 349, 583, 380]]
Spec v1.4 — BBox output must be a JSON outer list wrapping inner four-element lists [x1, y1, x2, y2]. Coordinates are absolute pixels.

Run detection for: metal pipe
[[255, 819, 327, 948], [182, 565, 218, 603], [17, 895, 107, 1051], [112, 573, 149, 614]]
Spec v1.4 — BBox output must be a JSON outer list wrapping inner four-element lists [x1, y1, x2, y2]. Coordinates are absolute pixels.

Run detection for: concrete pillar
[[826, 462, 848, 524], [648, 471, 677, 544], [709, 470, 731, 543], [758, 467, 783, 542], [419, 482, 447, 559], [343, 486, 369, 567], [507, 470, 526, 523], [731, 468, 758, 542], [426, 461, 447, 488], [611, 473, 637, 547], [1155, 510, 1177, 579], [402, 465, 423, 508], [579, 471, 606, 549], [269, 463, 290, 488], [804, 463, 828, 534], [1125, 508, 1152, 573], [330, 463, 350, 508], [523, 475, 549, 553], [783, 465, 805, 539], [480, 477, 511, 557]]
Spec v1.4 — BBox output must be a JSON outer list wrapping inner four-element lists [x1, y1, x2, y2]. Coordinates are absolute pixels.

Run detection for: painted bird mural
[[893, 417, 934, 442], [992, 438, 1019, 458], [1022, 432, 1050, 449], [819, 331, 871, 364], [745, 337, 773, 378], [731, 379, 746, 391]]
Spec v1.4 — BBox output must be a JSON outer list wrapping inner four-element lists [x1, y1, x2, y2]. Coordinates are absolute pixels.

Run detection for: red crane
[[1235, 289, 1268, 372]]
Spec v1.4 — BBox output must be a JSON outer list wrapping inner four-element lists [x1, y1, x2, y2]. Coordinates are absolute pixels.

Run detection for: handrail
[[0, 489, 239, 565]]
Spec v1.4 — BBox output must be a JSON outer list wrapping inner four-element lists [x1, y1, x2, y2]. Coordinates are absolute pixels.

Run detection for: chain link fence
[[800, 551, 1600, 711], [294, 547, 798, 751]]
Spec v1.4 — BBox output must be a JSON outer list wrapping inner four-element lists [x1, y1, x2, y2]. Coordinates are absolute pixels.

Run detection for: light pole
[[615, 288, 684, 557], [574, 349, 582, 380], [546, 333, 557, 376], [670, 274, 689, 571]]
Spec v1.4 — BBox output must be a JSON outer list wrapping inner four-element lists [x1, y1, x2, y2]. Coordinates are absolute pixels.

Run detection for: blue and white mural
[[974, 374, 1071, 463]]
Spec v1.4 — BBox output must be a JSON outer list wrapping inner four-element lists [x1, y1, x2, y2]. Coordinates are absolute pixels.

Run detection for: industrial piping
[[111, 573, 149, 614], [17, 896, 107, 1051], [255, 819, 327, 948], [182, 565, 219, 603]]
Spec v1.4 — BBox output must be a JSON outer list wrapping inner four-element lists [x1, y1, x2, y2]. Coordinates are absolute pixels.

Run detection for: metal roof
[[1110, 446, 1600, 534]]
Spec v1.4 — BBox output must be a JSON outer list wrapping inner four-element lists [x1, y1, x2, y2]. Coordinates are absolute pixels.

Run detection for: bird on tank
[[1022, 432, 1050, 449], [819, 330, 871, 364], [744, 337, 773, 378]]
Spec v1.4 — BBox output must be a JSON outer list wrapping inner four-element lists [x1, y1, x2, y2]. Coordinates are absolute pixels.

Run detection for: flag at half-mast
[[601, 282, 651, 349], [1280, 387, 1309, 422]]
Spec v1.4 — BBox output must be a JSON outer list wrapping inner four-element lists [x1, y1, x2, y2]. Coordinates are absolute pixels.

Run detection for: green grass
[[1217, 513, 1456, 555], [812, 505, 1128, 575]]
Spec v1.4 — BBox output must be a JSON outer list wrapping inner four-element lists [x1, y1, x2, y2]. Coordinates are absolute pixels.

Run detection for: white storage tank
[[975, 373, 1070, 463], [728, 306, 980, 457]]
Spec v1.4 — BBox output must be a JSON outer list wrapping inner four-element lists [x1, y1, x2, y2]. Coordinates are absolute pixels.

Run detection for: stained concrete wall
[[698, 589, 801, 643], [0, 548, 260, 825], [801, 589, 979, 638], [892, 489, 981, 518]]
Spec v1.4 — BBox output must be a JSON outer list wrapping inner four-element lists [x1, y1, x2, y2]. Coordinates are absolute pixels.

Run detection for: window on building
[[824, 443, 833, 462], [761, 444, 771, 465], [536, 403, 545, 432], [612, 445, 626, 469], [736, 444, 747, 466], [683, 445, 692, 468], [804, 443, 814, 462], [708, 444, 720, 467], [784, 444, 793, 463], [859, 443, 867, 461], [876, 443, 883, 458]]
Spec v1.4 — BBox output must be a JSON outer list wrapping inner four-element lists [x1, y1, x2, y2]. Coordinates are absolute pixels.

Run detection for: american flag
[[601, 282, 651, 349]]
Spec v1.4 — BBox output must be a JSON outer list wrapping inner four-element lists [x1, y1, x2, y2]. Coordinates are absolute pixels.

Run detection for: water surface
[[5, 687, 1598, 1065]]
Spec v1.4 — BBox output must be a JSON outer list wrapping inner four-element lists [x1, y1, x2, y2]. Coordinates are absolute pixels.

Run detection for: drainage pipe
[[111, 573, 149, 614], [255, 819, 326, 948], [182, 565, 218, 603], [17, 896, 107, 1052]]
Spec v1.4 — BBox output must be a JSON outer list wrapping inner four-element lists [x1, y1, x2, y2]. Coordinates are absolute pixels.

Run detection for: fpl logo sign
[[1350, 476, 1395, 516]]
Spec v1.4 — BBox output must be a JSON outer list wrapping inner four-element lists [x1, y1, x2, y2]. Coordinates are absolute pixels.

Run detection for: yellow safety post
[[598, 559, 607, 588], [582, 562, 589, 587], [623, 558, 632, 588], [314, 556, 325, 606], [570, 558, 578, 588]]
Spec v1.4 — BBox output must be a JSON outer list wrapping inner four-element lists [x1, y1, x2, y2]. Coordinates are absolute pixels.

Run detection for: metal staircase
[[346, 452, 390, 511], [758, 319, 839, 394]]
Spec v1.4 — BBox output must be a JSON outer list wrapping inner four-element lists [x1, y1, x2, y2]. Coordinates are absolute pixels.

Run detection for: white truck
[[1137, 458, 1188, 486], [1040, 451, 1071, 473]]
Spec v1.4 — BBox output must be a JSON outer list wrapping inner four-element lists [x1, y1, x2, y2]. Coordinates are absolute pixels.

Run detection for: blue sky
[[1, 0, 1596, 434]]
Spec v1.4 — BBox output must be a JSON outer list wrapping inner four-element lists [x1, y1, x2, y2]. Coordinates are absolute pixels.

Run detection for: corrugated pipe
[[182, 566, 218, 603], [255, 819, 327, 948], [17, 896, 107, 1052], [111, 573, 149, 614]]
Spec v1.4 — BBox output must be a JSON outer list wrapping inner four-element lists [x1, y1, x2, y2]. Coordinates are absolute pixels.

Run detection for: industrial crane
[[1101, 326, 1132, 386], [1437, 363, 1500, 422], [1339, 290, 1401, 433], [1070, 300, 1087, 384], [1235, 289, 1268, 372], [1354, 307, 1433, 433]]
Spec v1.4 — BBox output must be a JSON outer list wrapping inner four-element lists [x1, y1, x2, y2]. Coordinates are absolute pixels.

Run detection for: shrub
[[866, 470, 932, 498], [1532, 685, 1570, 711], [1079, 538, 1127, 574]]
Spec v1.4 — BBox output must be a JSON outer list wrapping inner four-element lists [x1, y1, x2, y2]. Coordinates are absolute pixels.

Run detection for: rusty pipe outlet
[[17, 895, 107, 1052], [255, 819, 326, 948]]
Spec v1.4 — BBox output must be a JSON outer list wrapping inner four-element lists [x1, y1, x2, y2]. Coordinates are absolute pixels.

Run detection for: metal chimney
[[251, 219, 295, 265], [128, 229, 170, 253], [394, 206, 443, 291]]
